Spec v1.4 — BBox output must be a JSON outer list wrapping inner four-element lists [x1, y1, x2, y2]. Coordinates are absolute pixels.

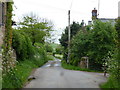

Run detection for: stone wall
[[0, 2, 6, 61], [79, 57, 89, 69], [0, 2, 6, 48], [0, 3, 2, 26]]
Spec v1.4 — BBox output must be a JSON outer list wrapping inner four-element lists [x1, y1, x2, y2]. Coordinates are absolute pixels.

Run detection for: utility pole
[[98, 0, 100, 16], [67, 10, 70, 64]]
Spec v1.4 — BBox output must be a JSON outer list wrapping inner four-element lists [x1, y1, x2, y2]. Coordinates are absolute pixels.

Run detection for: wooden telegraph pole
[[67, 10, 70, 64]]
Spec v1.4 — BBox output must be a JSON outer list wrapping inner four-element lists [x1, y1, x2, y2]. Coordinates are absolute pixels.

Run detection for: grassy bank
[[2, 55, 49, 88], [100, 76, 120, 89], [61, 60, 103, 73]]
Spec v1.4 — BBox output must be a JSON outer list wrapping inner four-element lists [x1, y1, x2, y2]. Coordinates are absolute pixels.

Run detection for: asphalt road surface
[[25, 58, 107, 88]]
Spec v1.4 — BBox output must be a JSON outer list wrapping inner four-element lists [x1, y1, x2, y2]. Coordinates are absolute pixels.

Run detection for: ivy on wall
[[4, 2, 13, 51], [2, 2, 16, 74]]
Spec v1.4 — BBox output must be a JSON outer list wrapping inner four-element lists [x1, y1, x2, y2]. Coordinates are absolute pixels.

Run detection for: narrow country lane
[[25, 58, 107, 88]]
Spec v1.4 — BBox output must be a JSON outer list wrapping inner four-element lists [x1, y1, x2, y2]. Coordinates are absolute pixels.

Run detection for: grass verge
[[100, 76, 120, 89], [2, 56, 48, 88], [61, 60, 103, 73]]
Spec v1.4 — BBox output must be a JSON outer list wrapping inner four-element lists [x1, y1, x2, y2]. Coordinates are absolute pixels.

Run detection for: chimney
[[118, 1, 120, 17], [92, 8, 97, 20]]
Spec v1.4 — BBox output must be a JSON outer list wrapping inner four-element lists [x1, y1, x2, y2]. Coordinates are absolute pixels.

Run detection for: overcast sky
[[13, 0, 120, 43]]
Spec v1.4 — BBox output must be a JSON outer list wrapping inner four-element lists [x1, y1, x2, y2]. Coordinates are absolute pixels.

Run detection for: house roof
[[98, 18, 116, 20]]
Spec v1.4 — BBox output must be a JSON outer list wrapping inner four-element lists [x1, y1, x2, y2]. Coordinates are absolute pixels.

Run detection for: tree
[[89, 21, 116, 70], [55, 45, 63, 54], [12, 30, 35, 60], [18, 14, 53, 45], [45, 43, 53, 53], [100, 17, 120, 89], [60, 21, 82, 48], [110, 17, 120, 87], [115, 17, 120, 41], [59, 21, 82, 62], [70, 30, 92, 66], [115, 17, 120, 68], [70, 20, 116, 70]]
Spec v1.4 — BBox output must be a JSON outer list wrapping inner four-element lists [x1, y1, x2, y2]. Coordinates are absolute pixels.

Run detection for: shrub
[[101, 18, 120, 89], [12, 30, 35, 61], [70, 20, 116, 70], [45, 44, 53, 53], [55, 45, 63, 54], [34, 43, 48, 63]]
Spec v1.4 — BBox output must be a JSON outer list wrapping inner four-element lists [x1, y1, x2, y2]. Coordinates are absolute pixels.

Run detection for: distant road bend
[[25, 58, 107, 88]]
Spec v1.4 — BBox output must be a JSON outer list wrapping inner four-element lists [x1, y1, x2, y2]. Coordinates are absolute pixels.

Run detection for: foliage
[[54, 54, 63, 59], [2, 12, 51, 88], [2, 56, 48, 88], [3, 41, 48, 88], [3, 41, 49, 88], [115, 18, 120, 87], [3, 28, 48, 88], [60, 21, 82, 49], [55, 45, 63, 54], [4, 2, 13, 51], [100, 75, 120, 89], [45, 43, 53, 53], [70, 30, 92, 66], [50, 43, 59, 50], [115, 18, 120, 74], [18, 14, 53, 45], [47, 54, 54, 60], [61, 60, 103, 73], [2, 6, 54, 88], [2, 2, 18, 81], [12, 30, 35, 61], [59, 21, 82, 61], [101, 18, 120, 89], [33, 43, 48, 64], [70, 20, 116, 70], [115, 17, 120, 40]]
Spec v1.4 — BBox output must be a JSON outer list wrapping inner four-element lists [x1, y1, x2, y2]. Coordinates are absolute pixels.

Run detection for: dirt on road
[[25, 58, 107, 88]]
